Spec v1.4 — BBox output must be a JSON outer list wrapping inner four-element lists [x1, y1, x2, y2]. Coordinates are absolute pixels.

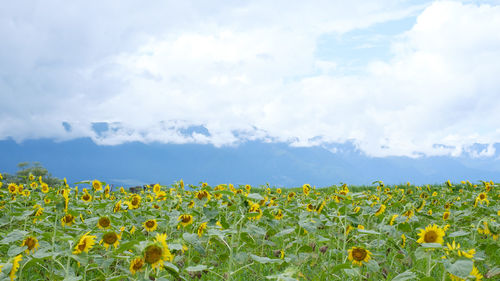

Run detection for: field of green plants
[[0, 172, 498, 280]]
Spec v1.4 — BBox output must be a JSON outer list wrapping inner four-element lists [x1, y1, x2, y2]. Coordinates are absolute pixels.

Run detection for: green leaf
[[420, 243, 443, 249], [356, 229, 380, 235], [185, 264, 208, 272], [247, 193, 264, 201], [250, 254, 283, 264], [446, 259, 473, 279], [0, 230, 28, 244], [448, 231, 469, 238], [330, 263, 351, 273], [7, 245, 27, 257], [343, 268, 360, 278], [485, 267, 500, 279], [274, 228, 295, 238], [391, 270, 417, 281]]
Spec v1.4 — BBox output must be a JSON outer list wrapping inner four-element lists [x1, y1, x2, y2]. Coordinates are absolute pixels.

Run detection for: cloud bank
[[1, 1, 500, 157]]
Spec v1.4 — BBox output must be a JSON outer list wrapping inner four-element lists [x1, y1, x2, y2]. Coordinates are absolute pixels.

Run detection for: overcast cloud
[[1, 0, 500, 157]]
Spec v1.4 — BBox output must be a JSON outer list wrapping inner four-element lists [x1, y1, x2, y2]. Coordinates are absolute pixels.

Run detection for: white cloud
[[1, 1, 500, 157]]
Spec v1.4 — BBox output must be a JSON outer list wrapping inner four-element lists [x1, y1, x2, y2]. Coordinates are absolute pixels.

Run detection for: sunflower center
[[181, 216, 191, 223], [133, 259, 144, 270], [131, 197, 139, 206], [103, 232, 118, 244], [25, 237, 36, 250], [479, 194, 486, 200], [197, 192, 207, 200], [145, 220, 155, 228], [144, 245, 163, 264], [83, 194, 90, 201], [64, 214, 74, 223], [78, 239, 87, 251], [352, 248, 367, 261], [424, 230, 438, 243], [99, 217, 110, 228]]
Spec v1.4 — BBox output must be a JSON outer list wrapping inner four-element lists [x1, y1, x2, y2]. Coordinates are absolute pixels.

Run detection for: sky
[[1, 0, 500, 183]]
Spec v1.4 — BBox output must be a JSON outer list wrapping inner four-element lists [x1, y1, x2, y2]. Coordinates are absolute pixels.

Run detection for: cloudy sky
[[1, 0, 500, 158]]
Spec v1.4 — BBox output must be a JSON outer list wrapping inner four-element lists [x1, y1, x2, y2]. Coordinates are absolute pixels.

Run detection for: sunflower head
[[375, 204, 386, 216], [61, 213, 75, 227], [417, 224, 446, 245], [97, 217, 111, 229], [178, 214, 193, 227], [81, 192, 92, 202], [197, 222, 207, 237], [101, 231, 121, 250], [22, 236, 39, 254], [129, 257, 145, 275], [303, 184, 311, 196], [273, 209, 284, 220], [130, 195, 141, 209], [8, 183, 17, 194], [143, 219, 158, 232], [9, 255, 23, 280], [348, 246, 372, 266], [73, 232, 96, 254], [443, 211, 450, 220], [92, 180, 102, 191], [143, 242, 173, 268]]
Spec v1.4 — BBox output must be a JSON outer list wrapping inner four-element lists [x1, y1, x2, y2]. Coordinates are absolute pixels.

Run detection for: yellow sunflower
[[287, 192, 296, 201], [129, 195, 141, 209], [197, 222, 207, 237], [143, 239, 174, 269], [21, 236, 39, 254], [306, 203, 315, 212], [375, 204, 386, 216], [8, 183, 17, 194], [143, 219, 158, 232], [389, 214, 399, 225], [41, 183, 49, 193], [153, 184, 161, 194], [92, 180, 102, 192], [129, 257, 145, 275], [303, 184, 311, 196], [248, 203, 262, 220], [273, 209, 284, 220], [97, 216, 111, 229], [61, 213, 75, 227], [195, 190, 211, 201], [348, 246, 372, 266], [443, 211, 450, 221], [475, 192, 489, 206], [9, 255, 23, 281], [417, 224, 445, 245], [101, 231, 121, 250], [81, 192, 92, 203], [73, 231, 96, 254], [178, 214, 194, 227]]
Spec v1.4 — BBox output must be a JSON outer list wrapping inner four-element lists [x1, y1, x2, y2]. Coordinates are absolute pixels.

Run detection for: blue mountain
[[0, 138, 499, 187]]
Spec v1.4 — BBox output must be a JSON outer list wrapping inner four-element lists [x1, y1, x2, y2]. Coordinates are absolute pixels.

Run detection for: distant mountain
[[0, 138, 499, 187]]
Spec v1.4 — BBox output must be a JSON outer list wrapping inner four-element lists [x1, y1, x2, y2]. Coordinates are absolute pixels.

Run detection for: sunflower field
[[0, 172, 498, 281]]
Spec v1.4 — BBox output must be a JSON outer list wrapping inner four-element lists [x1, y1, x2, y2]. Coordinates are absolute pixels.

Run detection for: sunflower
[[22, 236, 39, 254], [143, 238, 174, 269], [417, 224, 445, 245], [273, 209, 284, 220], [41, 183, 49, 193], [129, 257, 145, 275], [8, 183, 17, 194], [113, 200, 122, 212], [401, 234, 406, 248], [353, 206, 361, 213], [92, 180, 102, 192], [73, 232, 96, 254], [303, 184, 311, 196], [9, 255, 23, 281], [129, 195, 141, 209], [178, 214, 194, 227], [188, 200, 195, 208], [306, 203, 315, 212], [143, 219, 158, 232], [30, 182, 38, 189], [443, 211, 450, 220], [195, 190, 211, 201], [61, 214, 75, 227], [276, 188, 282, 194], [97, 217, 111, 229], [81, 192, 92, 203], [153, 184, 161, 194], [416, 200, 426, 212], [44, 197, 51, 204], [101, 231, 121, 250], [475, 192, 489, 206], [287, 192, 296, 201], [248, 203, 262, 220], [389, 214, 398, 225], [194, 222, 207, 237], [348, 246, 372, 266], [375, 204, 386, 216]]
